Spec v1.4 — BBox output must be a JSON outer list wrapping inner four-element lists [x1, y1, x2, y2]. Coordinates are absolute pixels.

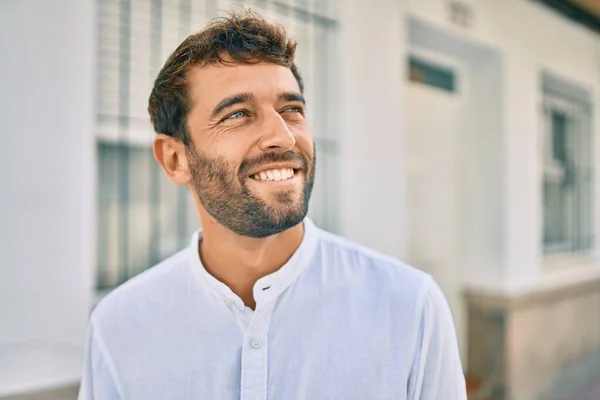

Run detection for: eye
[[226, 110, 248, 120], [282, 106, 305, 115]]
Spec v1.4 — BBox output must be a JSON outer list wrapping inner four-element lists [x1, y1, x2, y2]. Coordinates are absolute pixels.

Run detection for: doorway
[[404, 16, 503, 363]]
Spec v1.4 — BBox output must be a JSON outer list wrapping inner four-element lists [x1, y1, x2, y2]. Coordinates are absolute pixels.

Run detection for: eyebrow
[[278, 91, 306, 105], [210, 91, 307, 119], [211, 92, 254, 119]]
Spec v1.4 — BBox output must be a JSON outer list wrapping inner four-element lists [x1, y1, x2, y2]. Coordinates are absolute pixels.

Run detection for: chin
[[262, 193, 307, 216], [270, 190, 304, 207]]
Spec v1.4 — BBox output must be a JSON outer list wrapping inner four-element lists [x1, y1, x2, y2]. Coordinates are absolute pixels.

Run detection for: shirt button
[[250, 339, 262, 349]]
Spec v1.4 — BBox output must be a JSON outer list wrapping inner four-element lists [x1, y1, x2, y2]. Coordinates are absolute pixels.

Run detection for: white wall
[[405, 15, 506, 362], [0, 0, 95, 395], [408, 0, 600, 290], [337, 0, 408, 261]]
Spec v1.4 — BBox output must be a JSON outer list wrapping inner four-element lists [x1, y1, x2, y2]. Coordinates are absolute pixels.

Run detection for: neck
[[198, 216, 305, 309]]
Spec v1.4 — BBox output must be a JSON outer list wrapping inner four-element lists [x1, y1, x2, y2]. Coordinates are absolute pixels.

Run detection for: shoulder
[[313, 227, 434, 304], [91, 248, 191, 326]]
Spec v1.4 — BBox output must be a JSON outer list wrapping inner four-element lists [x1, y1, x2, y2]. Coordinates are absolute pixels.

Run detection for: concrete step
[[0, 385, 78, 400]]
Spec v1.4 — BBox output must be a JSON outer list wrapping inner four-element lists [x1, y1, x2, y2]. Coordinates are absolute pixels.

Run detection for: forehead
[[187, 62, 301, 110]]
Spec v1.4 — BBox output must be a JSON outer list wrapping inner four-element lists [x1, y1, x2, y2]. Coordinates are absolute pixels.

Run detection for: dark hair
[[148, 10, 303, 146]]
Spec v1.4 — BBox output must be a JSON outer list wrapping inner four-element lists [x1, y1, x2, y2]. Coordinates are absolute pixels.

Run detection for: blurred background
[[1, 0, 600, 399]]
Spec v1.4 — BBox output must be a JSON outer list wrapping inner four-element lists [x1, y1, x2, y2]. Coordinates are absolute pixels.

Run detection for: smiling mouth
[[250, 168, 298, 182]]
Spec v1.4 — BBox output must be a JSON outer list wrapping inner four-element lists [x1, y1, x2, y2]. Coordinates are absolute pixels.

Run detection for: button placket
[[253, 279, 275, 305], [240, 300, 276, 400]]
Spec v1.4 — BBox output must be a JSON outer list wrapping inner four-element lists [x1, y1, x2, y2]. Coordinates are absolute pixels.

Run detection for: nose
[[258, 110, 296, 152]]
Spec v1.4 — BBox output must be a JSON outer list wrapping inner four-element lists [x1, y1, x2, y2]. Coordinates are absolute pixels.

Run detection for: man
[[79, 11, 466, 400]]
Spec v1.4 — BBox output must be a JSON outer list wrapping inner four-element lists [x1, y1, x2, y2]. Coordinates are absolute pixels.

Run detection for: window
[[408, 56, 456, 93], [95, 0, 339, 289], [541, 72, 594, 255]]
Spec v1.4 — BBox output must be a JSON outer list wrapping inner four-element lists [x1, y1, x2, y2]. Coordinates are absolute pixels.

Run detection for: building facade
[[1, 0, 599, 398]]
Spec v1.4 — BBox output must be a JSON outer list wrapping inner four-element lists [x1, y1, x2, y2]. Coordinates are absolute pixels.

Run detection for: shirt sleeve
[[407, 277, 467, 400], [78, 317, 123, 400]]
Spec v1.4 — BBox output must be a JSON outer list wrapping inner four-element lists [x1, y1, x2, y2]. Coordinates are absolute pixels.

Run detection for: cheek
[[295, 134, 314, 161], [204, 137, 251, 167], [291, 125, 312, 148]]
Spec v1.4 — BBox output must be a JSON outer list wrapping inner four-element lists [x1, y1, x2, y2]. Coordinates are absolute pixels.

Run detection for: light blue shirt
[[79, 219, 466, 399]]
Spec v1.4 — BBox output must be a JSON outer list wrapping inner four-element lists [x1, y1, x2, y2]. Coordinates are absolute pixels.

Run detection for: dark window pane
[[408, 57, 455, 92], [551, 111, 567, 163]]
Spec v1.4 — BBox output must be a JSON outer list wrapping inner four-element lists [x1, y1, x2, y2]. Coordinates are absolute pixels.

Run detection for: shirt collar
[[187, 218, 319, 309]]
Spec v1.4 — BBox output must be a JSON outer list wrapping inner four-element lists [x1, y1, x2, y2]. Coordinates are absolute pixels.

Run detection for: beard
[[186, 145, 315, 238]]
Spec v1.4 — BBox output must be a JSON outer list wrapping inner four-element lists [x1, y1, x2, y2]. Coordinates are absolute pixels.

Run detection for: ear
[[153, 134, 191, 185]]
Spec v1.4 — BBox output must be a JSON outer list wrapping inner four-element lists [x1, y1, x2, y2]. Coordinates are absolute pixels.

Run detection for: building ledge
[[466, 262, 600, 309], [0, 341, 81, 397]]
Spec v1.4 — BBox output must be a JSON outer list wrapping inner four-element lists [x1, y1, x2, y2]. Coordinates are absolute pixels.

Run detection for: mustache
[[239, 151, 308, 177]]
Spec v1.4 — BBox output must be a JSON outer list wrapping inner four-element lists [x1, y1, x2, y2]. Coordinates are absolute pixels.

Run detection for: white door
[[405, 52, 469, 361]]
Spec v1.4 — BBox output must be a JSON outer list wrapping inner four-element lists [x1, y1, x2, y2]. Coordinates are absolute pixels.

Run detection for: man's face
[[184, 61, 315, 238]]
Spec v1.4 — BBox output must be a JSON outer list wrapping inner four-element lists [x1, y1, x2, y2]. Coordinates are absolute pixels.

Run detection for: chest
[[117, 294, 413, 400]]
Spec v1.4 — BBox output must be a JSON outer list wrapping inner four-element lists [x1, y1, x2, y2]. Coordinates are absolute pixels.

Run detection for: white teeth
[[252, 168, 296, 181]]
